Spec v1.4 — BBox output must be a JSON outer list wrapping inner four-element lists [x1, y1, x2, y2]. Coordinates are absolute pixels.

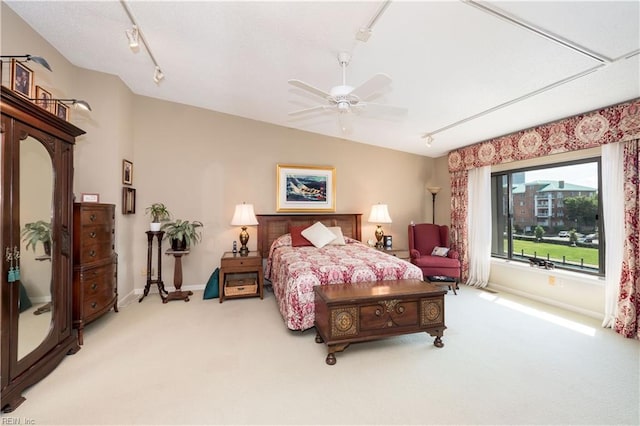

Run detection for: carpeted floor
[[9, 285, 640, 425]]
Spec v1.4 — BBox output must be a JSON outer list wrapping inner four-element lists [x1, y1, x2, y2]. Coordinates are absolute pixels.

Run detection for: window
[[491, 158, 604, 275]]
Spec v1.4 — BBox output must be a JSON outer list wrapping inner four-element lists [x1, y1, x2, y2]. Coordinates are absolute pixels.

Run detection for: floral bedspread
[[265, 234, 424, 330]]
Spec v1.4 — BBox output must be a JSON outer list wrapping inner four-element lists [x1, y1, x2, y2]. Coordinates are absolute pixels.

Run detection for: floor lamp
[[427, 187, 441, 224]]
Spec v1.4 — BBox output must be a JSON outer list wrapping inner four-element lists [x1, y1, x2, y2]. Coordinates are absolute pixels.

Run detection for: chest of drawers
[[72, 203, 118, 344]]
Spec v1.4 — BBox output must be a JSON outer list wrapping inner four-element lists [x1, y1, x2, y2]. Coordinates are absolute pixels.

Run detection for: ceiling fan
[[288, 52, 405, 128]]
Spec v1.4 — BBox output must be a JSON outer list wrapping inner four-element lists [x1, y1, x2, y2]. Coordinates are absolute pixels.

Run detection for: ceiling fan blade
[[350, 73, 392, 100], [288, 79, 331, 99], [288, 105, 329, 116]]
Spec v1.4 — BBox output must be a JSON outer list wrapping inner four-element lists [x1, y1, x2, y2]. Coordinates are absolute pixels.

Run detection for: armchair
[[408, 223, 461, 293]]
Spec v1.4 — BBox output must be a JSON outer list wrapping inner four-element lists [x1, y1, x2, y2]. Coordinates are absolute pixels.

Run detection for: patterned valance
[[448, 98, 640, 172]]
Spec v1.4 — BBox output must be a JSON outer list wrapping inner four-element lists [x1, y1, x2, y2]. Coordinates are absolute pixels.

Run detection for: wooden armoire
[[1, 86, 84, 412]]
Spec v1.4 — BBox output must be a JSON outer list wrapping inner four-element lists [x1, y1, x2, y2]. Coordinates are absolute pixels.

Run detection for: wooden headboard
[[256, 213, 362, 258]]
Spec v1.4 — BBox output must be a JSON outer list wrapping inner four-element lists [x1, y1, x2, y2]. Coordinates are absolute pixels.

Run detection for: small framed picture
[[56, 101, 69, 121], [35, 86, 54, 113], [81, 193, 100, 203], [10, 59, 34, 99], [122, 159, 133, 185], [122, 187, 136, 214]]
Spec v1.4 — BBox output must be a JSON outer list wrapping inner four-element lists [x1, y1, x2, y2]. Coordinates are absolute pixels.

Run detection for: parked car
[[558, 231, 570, 237]]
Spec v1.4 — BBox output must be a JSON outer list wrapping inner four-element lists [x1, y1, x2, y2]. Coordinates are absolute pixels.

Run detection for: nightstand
[[219, 251, 263, 303], [376, 248, 410, 260]]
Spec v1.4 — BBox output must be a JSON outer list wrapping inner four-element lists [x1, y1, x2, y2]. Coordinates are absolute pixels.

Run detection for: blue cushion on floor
[[203, 268, 219, 299]]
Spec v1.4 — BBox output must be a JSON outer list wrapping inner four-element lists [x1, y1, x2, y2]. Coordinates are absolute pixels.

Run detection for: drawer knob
[[89, 250, 96, 257], [91, 282, 98, 290], [91, 302, 97, 309], [89, 214, 96, 222], [89, 231, 97, 238]]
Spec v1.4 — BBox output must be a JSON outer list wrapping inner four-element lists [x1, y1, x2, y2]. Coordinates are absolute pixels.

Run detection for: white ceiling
[[6, 0, 640, 158]]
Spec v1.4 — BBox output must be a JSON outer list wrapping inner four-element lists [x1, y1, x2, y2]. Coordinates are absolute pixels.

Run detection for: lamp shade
[[427, 186, 441, 195], [230, 203, 258, 226], [368, 204, 392, 224]]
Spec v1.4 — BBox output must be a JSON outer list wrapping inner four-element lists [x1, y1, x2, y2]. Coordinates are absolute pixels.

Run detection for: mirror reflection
[[18, 136, 53, 360]]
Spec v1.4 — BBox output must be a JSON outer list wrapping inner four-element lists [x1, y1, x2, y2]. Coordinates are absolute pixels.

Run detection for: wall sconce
[[230, 203, 259, 256], [368, 203, 392, 249], [0, 54, 52, 71], [31, 98, 92, 112], [54, 99, 92, 111], [427, 186, 441, 224]]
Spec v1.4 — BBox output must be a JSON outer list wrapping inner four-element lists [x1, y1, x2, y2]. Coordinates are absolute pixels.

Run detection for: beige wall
[[2, 4, 436, 302], [3, 3, 605, 318], [130, 96, 433, 292]]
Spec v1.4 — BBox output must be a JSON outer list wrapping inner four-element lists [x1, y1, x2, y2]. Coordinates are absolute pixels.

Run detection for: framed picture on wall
[[122, 159, 133, 185], [81, 193, 100, 203], [10, 59, 34, 99], [276, 164, 336, 212], [122, 187, 136, 214], [35, 86, 54, 113], [56, 101, 69, 121]]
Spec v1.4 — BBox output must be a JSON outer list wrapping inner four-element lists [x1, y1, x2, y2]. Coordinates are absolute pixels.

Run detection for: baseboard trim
[[488, 283, 604, 320]]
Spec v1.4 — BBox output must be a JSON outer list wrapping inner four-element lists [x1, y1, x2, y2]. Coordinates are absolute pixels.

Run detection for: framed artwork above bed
[[276, 164, 335, 212]]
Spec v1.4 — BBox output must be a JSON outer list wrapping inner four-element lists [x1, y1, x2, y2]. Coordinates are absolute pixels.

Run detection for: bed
[[257, 214, 424, 330]]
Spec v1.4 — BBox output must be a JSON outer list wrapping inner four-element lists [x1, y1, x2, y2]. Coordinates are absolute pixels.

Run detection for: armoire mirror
[[17, 135, 54, 360]]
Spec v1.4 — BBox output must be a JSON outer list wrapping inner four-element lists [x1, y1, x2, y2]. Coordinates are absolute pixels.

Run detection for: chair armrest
[[448, 250, 460, 260], [410, 249, 421, 260]]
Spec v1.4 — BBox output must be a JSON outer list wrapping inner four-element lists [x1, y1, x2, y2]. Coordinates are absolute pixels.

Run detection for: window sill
[[491, 258, 604, 287]]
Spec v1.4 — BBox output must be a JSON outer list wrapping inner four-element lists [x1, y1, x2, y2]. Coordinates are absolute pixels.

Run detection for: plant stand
[[164, 249, 192, 303], [140, 231, 168, 302]]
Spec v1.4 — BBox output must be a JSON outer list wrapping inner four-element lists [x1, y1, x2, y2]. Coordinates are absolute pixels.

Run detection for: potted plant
[[145, 203, 171, 231], [161, 219, 203, 251], [21, 220, 52, 256]]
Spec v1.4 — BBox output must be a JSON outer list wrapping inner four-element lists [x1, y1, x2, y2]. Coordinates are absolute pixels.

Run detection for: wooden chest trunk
[[314, 279, 446, 365]]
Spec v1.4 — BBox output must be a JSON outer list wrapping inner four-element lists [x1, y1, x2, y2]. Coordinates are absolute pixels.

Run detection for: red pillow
[[290, 226, 313, 247]]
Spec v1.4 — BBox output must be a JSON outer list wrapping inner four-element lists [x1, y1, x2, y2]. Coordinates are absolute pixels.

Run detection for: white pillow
[[431, 246, 450, 257], [301, 222, 337, 248], [327, 227, 346, 245]]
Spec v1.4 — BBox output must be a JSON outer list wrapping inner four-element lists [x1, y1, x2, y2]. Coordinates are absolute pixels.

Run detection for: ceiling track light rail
[[120, 0, 164, 84]]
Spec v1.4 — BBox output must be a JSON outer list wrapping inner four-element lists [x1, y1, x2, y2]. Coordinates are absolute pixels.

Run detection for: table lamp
[[230, 203, 258, 256], [368, 203, 392, 249]]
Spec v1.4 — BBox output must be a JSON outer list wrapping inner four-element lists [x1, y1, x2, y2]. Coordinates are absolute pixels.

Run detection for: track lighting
[[121, 0, 165, 84], [153, 66, 164, 84], [422, 134, 434, 147], [0, 55, 52, 71], [125, 25, 139, 51]]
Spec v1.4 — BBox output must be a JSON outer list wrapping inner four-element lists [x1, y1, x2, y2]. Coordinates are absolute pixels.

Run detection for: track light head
[[153, 66, 164, 84], [125, 25, 139, 51], [1, 54, 52, 71], [422, 133, 434, 147]]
